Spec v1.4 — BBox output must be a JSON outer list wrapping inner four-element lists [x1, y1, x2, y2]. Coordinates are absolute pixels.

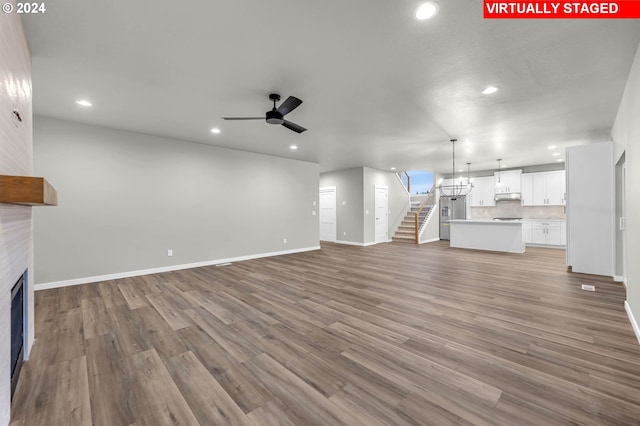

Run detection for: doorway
[[319, 186, 337, 242], [615, 154, 627, 284], [374, 185, 389, 243]]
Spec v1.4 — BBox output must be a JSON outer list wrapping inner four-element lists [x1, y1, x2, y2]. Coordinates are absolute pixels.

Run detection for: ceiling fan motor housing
[[266, 110, 284, 125]]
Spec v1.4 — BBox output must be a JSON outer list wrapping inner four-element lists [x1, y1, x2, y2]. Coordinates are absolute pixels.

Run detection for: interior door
[[374, 185, 389, 243], [319, 187, 337, 242]]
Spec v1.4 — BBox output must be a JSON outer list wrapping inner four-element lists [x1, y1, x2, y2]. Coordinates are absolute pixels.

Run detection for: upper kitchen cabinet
[[494, 170, 522, 194], [521, 170, 565, 206], [469, 176, 495, 207]]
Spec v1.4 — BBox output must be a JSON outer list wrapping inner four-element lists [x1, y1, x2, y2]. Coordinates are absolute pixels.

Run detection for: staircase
[[392, 200, 434, 243]]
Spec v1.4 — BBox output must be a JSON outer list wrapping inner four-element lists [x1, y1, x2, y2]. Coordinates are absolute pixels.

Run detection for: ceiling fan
[[222, 93, 307, 133]]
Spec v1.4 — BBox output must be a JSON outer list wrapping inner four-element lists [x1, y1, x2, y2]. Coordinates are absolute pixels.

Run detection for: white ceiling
[[22, 1, 640, 174]]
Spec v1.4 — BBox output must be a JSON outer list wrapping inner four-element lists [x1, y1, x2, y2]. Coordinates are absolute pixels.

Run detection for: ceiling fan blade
[[222, 117, 264, 120], [277, 96, 303, 116], [282, 120, 307, 134]]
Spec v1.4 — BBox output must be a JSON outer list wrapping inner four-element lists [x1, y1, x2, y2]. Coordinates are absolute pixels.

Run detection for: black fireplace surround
[[11, 273, 25, 399]]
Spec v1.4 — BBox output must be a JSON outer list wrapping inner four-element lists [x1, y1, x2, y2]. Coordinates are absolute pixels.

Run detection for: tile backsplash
[[471, 201, 565, 219]]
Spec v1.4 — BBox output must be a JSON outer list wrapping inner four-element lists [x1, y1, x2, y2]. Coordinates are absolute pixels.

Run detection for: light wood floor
[[11, 241, 640, 425]]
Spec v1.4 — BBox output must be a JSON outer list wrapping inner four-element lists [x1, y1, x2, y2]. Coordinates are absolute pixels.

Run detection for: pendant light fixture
[[438, 139, 473, 199], [495, 158, 506, 193]]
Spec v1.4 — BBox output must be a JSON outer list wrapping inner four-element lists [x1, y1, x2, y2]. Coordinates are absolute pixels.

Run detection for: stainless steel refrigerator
[[439, 196, 467, 240]]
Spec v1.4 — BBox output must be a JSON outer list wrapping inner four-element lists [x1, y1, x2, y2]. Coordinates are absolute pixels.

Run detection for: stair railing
[[403, 171, 411, 194], [413, 186, 435, 243]]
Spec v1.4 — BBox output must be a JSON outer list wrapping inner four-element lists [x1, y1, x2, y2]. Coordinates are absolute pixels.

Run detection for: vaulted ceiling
[[22, 1, 640, 173]]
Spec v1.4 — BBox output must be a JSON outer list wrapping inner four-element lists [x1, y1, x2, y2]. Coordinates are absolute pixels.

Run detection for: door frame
[[374, 185, 389, 244], [319, 186, 337, 242]]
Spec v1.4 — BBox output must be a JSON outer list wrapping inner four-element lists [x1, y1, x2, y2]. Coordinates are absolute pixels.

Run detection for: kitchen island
[[449, 219, 525, 253]]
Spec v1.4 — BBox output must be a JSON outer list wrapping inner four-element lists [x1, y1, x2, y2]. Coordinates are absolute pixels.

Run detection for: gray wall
[[363, 167, 410, 244], [611, 40, 640, 338], [33, 117, 319, 284], [319, 167, 409, 245], [319, 168, 364, 243]]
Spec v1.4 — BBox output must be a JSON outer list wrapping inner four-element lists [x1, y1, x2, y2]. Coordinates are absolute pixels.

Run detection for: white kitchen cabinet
[[521, 174, 533, 205], [494, 170, 522, 194], [521, 220, 532, 243], [469, 176, 495, 207], [545, 171, 566, 205], [523, 171, 565, 206], [531, 221, 563, 245]]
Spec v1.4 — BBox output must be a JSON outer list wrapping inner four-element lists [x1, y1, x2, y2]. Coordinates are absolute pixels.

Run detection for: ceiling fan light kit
[[223, 93, 307, 133]]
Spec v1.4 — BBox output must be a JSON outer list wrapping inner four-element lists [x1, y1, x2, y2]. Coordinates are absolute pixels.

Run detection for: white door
[[319, 186, 337, 242], [374, 185, 389, 243]]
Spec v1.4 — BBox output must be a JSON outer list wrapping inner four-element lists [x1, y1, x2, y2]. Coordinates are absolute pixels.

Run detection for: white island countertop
[[449, 219, 525, 253]]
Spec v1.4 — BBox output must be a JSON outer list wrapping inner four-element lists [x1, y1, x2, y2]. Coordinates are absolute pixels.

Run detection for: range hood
[[494, 192, 522, 201]]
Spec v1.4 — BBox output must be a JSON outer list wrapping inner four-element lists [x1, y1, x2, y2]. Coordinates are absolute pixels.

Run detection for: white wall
[[33, 117, 320, 286], [0, 8, 34, 425], [611, 41, 640, 341]]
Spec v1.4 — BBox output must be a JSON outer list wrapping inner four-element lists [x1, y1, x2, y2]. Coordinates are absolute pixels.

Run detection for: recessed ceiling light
[[289, 145, 298, 150], [415, 2, 439, 20], [210, 128, 221, 134], [481, 86, 498, 95], [390, 167, 396, 171], [557, 158, 565, 162], [552, 152, 560, 156], [548, 145, 556, 149], [458, 169, 464, 172], [76, 99, 92, 107]]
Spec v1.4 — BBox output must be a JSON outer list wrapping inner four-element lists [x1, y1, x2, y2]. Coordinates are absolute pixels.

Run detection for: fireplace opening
[[11, 273, 25, 400]]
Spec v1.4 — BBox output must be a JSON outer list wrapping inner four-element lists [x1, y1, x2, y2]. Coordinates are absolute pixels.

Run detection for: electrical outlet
[[365, 210, 369, 214], [343, 231, 347, 236], [312, 200, 316, 206], [167, 249, 173, 257], [342, 200, 347, 205], [312, 210, 316, 215], [283, 238, 287, 244]]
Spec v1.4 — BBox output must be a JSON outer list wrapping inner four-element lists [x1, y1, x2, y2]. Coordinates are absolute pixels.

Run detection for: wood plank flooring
[[11, 241, 640, 425]]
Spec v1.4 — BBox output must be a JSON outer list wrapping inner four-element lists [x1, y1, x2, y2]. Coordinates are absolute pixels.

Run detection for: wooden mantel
[[0, 175, 58, 206]]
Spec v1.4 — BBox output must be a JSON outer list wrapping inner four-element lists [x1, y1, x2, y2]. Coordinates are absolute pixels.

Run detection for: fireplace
[[10, 272, 25, 399]]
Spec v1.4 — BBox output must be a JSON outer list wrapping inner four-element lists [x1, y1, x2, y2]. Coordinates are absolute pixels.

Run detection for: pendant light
[[495, 158, 506, 193], [438, 139, 473, 198]]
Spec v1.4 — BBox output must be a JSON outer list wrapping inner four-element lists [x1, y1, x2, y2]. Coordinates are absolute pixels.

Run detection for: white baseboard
[[625, 301, 640, 345], [34, 245, 321, 291], [334, 240, 378, 247], [419, 237, 440, 244]]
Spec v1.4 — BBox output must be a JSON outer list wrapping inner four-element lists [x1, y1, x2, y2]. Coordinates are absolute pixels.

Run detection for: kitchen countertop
[[450, 219, 522, 225]]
